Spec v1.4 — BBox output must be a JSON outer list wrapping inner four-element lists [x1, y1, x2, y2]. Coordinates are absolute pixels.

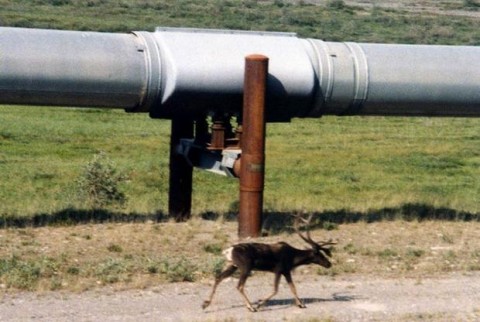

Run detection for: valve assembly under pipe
[[0, 26, 479, 120]]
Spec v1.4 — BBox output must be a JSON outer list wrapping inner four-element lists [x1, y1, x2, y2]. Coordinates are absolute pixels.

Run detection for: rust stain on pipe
[[238, 54, 269, 238]]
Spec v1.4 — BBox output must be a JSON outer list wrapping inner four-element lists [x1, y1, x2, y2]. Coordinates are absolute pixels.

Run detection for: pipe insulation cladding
[[0, 27, 479, 120]]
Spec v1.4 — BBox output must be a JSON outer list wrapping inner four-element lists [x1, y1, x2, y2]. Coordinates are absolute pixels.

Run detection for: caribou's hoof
[[255, 301, 266, 310], [201, 300, 210, 310], [297, 303, 307, 309], [247, 306, 258, 312]]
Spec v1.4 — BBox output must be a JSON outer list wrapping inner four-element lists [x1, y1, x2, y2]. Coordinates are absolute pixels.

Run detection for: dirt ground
[[1, 271, 479, 321], [307, 0, 480, 18]]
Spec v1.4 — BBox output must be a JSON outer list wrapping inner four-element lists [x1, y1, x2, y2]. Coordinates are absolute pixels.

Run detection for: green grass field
[[1, 0, 479, 44], [1, 106, 478, 222], [0, 0, 479, 222]]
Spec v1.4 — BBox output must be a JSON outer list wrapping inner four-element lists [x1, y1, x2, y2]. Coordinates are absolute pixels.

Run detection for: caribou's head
[[295, 213, 336, 268]]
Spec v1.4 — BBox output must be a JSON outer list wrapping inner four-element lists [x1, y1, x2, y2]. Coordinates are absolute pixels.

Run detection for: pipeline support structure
[[238, 55, 269, 238], [1, 27, 479, 236]]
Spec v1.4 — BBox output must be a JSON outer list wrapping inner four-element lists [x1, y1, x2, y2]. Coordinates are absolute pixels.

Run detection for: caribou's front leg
[[284, 272, 306, 308]]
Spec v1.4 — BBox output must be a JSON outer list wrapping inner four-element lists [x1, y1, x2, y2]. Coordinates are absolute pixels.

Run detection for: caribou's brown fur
[[202, 214, 336, 312]]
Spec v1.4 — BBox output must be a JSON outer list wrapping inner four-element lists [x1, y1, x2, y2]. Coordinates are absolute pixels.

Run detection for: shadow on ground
[[205, 292, 361, 313], [0, 203, 478, 230], [264, 203, 480, 234], [205, 203, 480, 235], [0, 207, 168, 228], [261, 292, 360, 309]]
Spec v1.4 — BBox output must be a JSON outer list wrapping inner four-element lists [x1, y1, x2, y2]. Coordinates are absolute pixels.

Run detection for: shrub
[[377, 248, 398, 259], [203, 243, 223, 255], [463, 0, 480, 10], [327, 0, 346, 9], [76, 151, 128, 209], [160, 258, 197, 282], [95, 258, 131, 284], [107, 244, 123, 253], [0, 256, 42, 290]]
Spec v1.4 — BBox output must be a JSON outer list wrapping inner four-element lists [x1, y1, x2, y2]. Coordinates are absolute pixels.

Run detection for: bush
[[159, 258, 197, 282], [463, 0, 480, 10], [0, 256, 42, 290], [76, 152, 128, 208], [203, 243, 223, 255], [327, 0, 346, 9]]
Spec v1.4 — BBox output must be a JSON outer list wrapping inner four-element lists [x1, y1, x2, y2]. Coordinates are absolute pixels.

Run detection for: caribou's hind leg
[[236, 269, 257, 312], [202, 264, 237, 309]]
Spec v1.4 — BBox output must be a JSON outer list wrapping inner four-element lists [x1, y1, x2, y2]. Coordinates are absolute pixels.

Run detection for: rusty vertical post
[[238, 54, 269, 238], [210, 115, 226, 150], [168, 117, 194, 222]]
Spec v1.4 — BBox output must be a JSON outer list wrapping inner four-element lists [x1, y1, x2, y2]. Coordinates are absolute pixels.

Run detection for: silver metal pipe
[[0, 27, 479, 119], [0, 27, 150, 109]]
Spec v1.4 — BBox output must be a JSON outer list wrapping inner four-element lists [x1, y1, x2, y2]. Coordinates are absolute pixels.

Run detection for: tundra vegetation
[[0, 0, 479, 292]]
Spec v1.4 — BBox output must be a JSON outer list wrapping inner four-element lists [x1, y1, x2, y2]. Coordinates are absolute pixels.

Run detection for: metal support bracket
[[168, 55, 269, 238], [176, 139, 240, 177]]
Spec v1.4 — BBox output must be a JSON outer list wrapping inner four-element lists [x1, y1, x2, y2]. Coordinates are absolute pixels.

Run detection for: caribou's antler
[[294, 212, 337, 255], [294, 213, 319, 248], [318, 240, 337, 247], [293, 212, 316, 248]]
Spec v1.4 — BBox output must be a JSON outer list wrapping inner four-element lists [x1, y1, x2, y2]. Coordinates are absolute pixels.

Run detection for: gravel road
[[1, 272, 479, 321]]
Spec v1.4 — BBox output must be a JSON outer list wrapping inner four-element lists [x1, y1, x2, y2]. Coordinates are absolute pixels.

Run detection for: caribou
[[202, 214, 337, 312]]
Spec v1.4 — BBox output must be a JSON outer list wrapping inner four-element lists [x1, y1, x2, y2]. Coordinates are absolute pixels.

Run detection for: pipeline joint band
[[345, 42, 369, 112], [128, 31, 162, 113]]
